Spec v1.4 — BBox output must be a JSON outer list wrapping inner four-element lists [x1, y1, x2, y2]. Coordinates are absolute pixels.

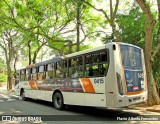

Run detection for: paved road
[[0, 90, 159, 124]]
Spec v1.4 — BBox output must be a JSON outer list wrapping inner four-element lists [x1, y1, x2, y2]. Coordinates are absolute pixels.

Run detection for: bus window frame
[[26, 68, 31, 80], [68, 55, 84, 78], [20, 69, 26, 81], [55, 61, 66, 78], [37, 65, 46, 80], [31, 67, 37, 80], [46, 63, 55, 79], [84, 49, 109, 78]]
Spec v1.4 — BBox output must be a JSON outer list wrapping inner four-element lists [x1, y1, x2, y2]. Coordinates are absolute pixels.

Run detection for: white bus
[[14, 42, 147, 109]]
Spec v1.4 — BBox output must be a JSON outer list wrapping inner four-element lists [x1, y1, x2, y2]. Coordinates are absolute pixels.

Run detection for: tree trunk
[[28, 40, 32, 65], [32, 44, 44, 64], [32, 51, 37, 64], [152, 0, 160, 60], [8, 76, 12, 90], [7, 63, 12, 90], [136, 0, 160, 105], [145, 24, 160, 105], [76, 3, 80, 52], [68, 41, 73, 54]]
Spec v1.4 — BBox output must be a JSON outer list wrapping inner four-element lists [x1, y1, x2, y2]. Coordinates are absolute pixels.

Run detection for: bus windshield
[[120, 45, 144, 93], [120, 45, 142, 70]]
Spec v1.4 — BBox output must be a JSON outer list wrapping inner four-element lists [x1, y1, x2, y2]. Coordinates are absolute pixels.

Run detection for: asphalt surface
[[0, 89, 160, 124]]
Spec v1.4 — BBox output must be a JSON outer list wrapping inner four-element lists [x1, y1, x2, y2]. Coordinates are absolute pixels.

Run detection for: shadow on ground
[[24, 98, 140, 121]]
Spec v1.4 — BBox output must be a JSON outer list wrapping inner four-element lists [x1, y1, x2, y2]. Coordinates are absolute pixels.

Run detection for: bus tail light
[[116, 73, 123, 95]]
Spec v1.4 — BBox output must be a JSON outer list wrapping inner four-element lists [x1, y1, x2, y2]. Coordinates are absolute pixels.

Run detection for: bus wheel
[[20, 89, 26, 101], [53, 92, 64, 110]]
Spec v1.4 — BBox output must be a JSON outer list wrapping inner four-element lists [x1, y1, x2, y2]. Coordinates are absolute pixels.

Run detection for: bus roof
[[34, 57, 62, 67], [64, 44, 107, 58]]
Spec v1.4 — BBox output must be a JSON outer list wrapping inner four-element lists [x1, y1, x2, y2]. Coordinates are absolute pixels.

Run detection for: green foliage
[[116, 6, 146, 48], [0, 0, 159, 89], [101, 34, 114, 43], [116, 5, 160, 85], [0, 58, 5, 69], [152, 23, 160, 86], [0, 73, 7, 83]]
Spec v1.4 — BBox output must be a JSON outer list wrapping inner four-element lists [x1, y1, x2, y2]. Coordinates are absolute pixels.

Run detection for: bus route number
[[94, 78, 104, 84]]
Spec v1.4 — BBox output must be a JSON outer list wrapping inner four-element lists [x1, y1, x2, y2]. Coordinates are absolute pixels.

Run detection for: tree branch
[[82, 0, 110, 22], [136, 0, 156, 25], [113, 0, 119, 21]]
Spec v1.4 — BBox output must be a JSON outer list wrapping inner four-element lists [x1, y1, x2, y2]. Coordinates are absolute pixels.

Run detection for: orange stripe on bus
[[126, 90, 144, 95], [29, 80, 38, 90], [80, 78, 95, 93]]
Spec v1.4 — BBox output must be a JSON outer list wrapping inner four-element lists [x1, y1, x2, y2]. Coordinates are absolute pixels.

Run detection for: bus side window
[[31, 67, 37, 80], [68, 57, 83, 78], [20, 69, 26, 81], [92, 52, 100, 64], [46, 63, 54, 79], [63, 60, 67, 78], [84, 50, 109, 77], [38, 65, 45, 80], [56, 61, 66, 78], [88, 67, 93, 76], [100, 51, 108, 62], [68, 58, 75, 77], [15, 71, 20, 85], [26, 69, 31, 80], [85, 54, 92, 64]]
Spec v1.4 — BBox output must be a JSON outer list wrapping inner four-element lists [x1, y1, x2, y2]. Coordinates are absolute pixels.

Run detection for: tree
[[1, 0, 76, 63], [0, 57, 6, 74], [136, 0, 160, 105], [0, 29, 21, 90], [152, 0, 160, 86], [62, 0, 104, 53], [116, 6, 146, 48], [83, 0, 120, 42]]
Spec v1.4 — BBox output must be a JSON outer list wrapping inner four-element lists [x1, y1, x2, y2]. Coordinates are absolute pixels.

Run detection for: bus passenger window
[[56, 62, 66, 78], [85, 54, 92, 64], [38, 65, 45, 80], [68, 59, 77, 77], [84, 49, 109, 77], [92, 52, 100, 64], [68, 56, 83, 78], [26, 69, 31, 80], [88, 68, 93, 76], [100, 51, 108, 62], [20, 69, 26, 81], [77, 66, 83, 77], [14, 71, 20, 85], [99, 64, 107, 75], [46, 63, 54, 79], [31, 67, 37, 80]]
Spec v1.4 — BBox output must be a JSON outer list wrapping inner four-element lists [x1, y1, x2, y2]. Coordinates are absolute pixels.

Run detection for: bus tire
[[53, 92, 64, 110], [20, 89, 26, 101]]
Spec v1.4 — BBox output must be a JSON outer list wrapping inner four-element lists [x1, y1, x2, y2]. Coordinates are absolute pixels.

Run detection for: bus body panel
[[62, 92, 106, 107], [105, 43, 117, 107]]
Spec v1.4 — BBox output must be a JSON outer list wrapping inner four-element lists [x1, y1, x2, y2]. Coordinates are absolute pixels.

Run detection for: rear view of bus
[[113, 43, 147, 107]]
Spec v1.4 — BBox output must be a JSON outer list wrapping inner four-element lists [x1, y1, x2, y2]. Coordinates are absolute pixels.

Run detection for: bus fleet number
[[94, 78, 104, 84]]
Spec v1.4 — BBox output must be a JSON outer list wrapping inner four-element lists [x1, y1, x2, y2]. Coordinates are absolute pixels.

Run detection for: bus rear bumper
[[125, 91, 147, 107], [114, 91, 147, 108]]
